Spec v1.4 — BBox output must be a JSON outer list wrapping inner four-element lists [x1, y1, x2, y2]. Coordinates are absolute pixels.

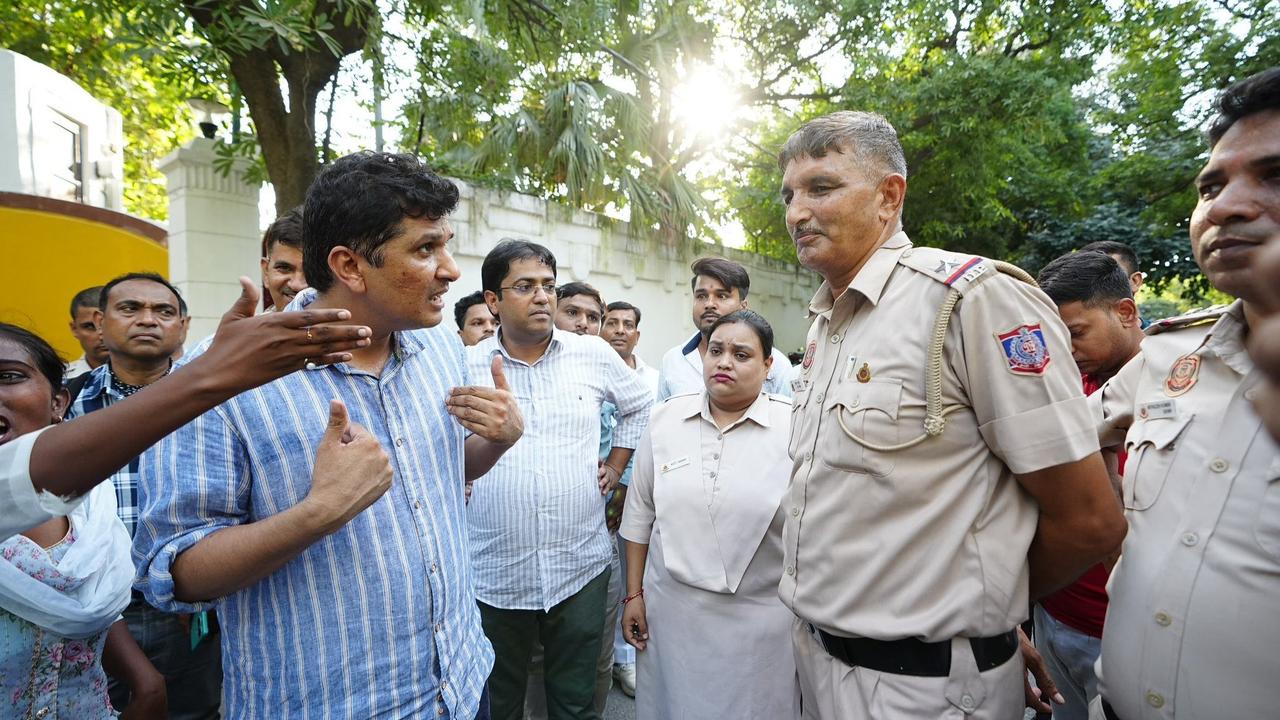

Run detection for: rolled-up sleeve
[[133, 407, 250, 612], [605, 349, 653, 451], [619, 427, 657, 545], [1, 427, 85, 539], [959, 275, 1100, 474]]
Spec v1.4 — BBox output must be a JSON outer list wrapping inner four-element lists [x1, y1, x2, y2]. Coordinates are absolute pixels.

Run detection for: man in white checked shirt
[[134, 153, 522, 720], [466, 239, 653, 720]]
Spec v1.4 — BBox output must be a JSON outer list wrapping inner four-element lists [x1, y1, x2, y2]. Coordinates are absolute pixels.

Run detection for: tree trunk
[[183, 0, 369, 216]]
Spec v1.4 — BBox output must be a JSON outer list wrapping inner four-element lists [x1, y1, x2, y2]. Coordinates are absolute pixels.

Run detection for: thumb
[[225, 277, 261, 322], [322, 399, 351, 444], [490, 354, 510, 391]]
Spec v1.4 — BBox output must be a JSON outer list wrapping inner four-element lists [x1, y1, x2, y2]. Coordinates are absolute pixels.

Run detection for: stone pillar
[[159, 138, 261, 345]]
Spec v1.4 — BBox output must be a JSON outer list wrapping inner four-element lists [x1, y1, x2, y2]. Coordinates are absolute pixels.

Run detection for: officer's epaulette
[[1144, 305, 1230, 336], [896, 245, 996, 295]]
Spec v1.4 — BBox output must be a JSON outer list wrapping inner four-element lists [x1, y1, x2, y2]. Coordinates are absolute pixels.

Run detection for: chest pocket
[[1252, 457, 1280, 560], [818, 378, 902, 477], [1123, 412, 1194, 511]]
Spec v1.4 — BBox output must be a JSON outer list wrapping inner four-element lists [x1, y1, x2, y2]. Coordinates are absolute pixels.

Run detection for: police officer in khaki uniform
[[777, 110, 1127, 719], [1091, 67, 1280, 720]]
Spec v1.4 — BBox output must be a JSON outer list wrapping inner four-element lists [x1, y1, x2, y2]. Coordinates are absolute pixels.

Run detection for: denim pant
[[107, 598, 223, 719], [1033, 604, 1102, 720]]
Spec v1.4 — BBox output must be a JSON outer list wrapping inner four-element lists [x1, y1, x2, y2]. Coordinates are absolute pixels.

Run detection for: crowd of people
[[0, 65, 1277, 720]]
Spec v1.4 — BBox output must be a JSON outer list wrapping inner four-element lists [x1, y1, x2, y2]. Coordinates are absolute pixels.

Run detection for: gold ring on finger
[[305, 327, 314, 342]]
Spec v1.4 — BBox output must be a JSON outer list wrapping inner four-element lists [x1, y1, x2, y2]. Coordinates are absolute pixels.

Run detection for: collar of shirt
[[485, 326, 567, 367], [807, 232, 912, 319], [681, 391, 775, 432], [680, 332, 701, 357], [71, 364, 126, 411], [1203, 300, 1252, 377]]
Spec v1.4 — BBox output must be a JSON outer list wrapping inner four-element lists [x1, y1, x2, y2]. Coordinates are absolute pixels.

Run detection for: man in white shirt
[[468, 239, 652, 720], [64, 285, 108, 381], [657, 257, 793, 400]]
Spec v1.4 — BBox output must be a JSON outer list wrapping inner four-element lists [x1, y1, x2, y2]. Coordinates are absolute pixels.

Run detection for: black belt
[[1102, 699, 1123, 720], [812, 625, 1018, 677]]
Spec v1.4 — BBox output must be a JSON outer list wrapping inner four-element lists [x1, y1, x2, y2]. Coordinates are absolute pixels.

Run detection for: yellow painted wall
[[0, 206, 168, 361]]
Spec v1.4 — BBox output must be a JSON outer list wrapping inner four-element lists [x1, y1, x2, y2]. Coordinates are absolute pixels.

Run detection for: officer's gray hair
[[777, 111, 908, 179]]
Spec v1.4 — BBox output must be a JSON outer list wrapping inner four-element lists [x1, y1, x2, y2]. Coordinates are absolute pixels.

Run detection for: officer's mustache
[[792, 225, 823, 240]]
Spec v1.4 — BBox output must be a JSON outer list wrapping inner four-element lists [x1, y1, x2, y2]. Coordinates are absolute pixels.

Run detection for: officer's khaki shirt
[[1095, 301, 1280, 720], [781, 232, 1098, 642]]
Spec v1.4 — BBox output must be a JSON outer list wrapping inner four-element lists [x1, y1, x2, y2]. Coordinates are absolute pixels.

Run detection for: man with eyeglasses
[[466, 239, 653, 720]]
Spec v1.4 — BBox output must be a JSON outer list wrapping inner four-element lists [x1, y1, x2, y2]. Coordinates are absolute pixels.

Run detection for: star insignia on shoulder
[[933, 260, 960, 275]]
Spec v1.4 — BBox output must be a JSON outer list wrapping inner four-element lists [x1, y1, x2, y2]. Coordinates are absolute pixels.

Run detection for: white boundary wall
[[164, 139, 821, 359]]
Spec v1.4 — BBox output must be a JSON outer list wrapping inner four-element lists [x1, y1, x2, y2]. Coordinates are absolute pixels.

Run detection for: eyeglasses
[[500, 282, 558, 297]]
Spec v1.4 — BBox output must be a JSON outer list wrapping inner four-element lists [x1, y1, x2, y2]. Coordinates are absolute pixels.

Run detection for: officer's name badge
[[995, 323, 1051, 375], [1138, 399, 1177, 420], [790, 377, 807, 394], [660, 456, 690, 474]]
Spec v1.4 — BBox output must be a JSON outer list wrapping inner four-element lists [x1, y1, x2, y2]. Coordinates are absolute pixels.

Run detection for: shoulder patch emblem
[[995, 324, 1051, 375]]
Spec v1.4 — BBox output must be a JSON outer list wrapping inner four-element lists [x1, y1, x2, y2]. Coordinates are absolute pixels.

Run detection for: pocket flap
[[1125, 411, 1194, 452], [826, 378, 902, 421]]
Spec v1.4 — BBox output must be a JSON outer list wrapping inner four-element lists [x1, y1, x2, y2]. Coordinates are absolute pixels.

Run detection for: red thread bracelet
[[620, 588, 644, 605]]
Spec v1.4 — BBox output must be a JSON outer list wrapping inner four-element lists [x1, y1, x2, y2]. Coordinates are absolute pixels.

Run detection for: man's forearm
[[624, 539, 647, 596], [1028, 517, 1123, 600], [464, 435, 513, 481], [603, 447, 634, 475], [171, 499, 333, 603]]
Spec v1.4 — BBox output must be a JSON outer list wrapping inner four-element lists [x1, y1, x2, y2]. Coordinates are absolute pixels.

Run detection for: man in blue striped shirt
[[466, 240, 652, 720], [134, 152, 524, 719]]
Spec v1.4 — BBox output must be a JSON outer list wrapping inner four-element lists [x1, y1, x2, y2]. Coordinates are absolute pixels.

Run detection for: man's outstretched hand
[[199, 277, 372, 393]]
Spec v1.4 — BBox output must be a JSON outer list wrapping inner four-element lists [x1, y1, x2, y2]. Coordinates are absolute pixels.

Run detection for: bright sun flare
[[671, 64, 741, 142]]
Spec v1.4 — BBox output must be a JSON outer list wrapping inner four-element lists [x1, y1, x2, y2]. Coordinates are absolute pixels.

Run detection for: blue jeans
[[108, 599, 222, 719], [1033, 605, 1101, 720]]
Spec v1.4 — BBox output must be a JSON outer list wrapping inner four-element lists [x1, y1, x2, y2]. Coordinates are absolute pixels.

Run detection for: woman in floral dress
[[0, 323, 165, 718]]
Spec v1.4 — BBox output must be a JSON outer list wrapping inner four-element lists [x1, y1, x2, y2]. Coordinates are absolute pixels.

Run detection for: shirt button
[[1209, 458, 1229, 473], [960, 694, 974, 710], [1181, 532, 1199, 546], [829, 334, 841, 344], [709, 471, 717, 478], [792, 507, 800, 517], [35, 709, 49, 719], [1154, 611, 1172, 627], [414, 500, 422, 510], [395, 437, 405, 448], [430, 563, 438, 574], [1146, 692, 1165, 708], [435, 622, 443, 632], [712, 453, 720, 460], [815, 391, 825, 403], [805, 452, 813, 463], [785, 565, 795, 576], [437, 706, 446, 715]]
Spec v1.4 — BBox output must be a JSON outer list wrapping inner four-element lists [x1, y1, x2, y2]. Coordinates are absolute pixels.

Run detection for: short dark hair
[[69, 286, 103, 318], [303, 152, 459, 293], [605, 300, 641, 327], [262, 207, 304, 257], [100, 272, 188, 316], [690, 257, 750, 300], [556, 282, 604, 313], [1207, 67, 1280, 148], [481, 239, 557, 295], [778, 110, 908, 178], [453, 290, 490, 329], [707, 309, 774, 358], [0, 322, 64, 390], [1037, 251, 1134, 307], [1078, 241, 1139, 277]]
